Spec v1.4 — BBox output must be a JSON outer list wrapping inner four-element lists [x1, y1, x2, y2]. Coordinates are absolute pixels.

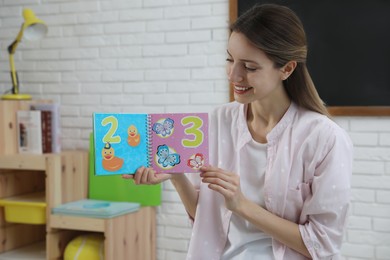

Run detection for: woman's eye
[[245, 66, 257, 72], [226, 58, 233, 62]]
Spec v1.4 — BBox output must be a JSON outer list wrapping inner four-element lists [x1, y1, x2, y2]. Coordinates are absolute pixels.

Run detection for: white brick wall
[[0, 1, 389, 259], [337, 117, 390, 260]]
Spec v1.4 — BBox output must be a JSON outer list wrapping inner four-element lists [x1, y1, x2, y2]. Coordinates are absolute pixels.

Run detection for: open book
[[93, 112, 208, 175]]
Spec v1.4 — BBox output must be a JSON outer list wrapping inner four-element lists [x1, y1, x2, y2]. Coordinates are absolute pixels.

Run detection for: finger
[[146, 171, 158, 184], [200, 165, 221, 172], [122, 174, 134, 179], [201, 170, 234, 183], [207, 183, 233, 197], [200, 165, 231, 176], [202, 176, 237, 191], [147, 171, 169, 184], [141, 167, 152, 184], [134, 166, 146, 185]]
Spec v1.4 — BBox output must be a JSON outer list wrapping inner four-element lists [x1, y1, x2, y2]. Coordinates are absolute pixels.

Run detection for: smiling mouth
[[234, 85, 253, 94]]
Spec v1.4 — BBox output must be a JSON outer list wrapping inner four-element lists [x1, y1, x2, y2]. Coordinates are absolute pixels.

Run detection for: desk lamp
[[1, 9, 48, 100]]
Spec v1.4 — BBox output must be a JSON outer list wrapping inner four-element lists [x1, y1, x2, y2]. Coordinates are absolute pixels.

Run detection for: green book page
[[88, 133, 161, 206]]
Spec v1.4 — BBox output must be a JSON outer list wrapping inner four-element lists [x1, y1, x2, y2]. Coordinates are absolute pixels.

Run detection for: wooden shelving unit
[[0, 151, 88, 259], [0, 101, 156, 260]]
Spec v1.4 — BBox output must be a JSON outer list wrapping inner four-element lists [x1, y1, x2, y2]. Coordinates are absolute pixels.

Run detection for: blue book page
[[93, 113, 149, 175]]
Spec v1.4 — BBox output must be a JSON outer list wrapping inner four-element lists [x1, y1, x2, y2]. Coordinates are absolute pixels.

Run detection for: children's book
[[30, 103, 61, 153], [16, 110, 42, 154], [93, 113, 208, 175]]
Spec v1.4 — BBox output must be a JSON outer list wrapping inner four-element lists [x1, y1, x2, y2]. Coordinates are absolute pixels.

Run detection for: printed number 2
[[181, 116, 204, 148], [101, 116, 121, 143]]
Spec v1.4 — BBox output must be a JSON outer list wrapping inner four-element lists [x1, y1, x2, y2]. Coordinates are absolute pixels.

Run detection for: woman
[[123, 4, 353, 259]]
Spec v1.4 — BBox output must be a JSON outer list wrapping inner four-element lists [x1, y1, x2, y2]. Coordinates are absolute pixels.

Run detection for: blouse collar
[[237, 102, 298, 149]]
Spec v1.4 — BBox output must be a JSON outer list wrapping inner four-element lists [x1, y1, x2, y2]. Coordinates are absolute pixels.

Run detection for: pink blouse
[[186, 102, 353, 260]]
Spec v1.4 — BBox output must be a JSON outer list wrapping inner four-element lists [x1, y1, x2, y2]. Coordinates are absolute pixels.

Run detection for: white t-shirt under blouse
[[221, 139, 273, 260]]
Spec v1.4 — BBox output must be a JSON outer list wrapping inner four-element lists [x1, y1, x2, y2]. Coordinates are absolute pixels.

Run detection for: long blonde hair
[[230, 4, 330, 117]]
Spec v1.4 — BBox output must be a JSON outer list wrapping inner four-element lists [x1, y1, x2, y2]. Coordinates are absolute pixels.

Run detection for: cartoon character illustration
[[101, 142, 124, 171], [127, 124, 140, 147], [156, 144, 180, 168], [152, 118, 174, 137], [187, 153, 204, 169]]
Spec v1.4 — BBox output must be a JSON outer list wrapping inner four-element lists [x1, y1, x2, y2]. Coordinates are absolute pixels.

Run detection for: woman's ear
[[281, 61, 297, 80]]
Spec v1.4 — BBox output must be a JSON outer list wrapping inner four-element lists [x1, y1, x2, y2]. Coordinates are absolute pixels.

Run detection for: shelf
[[0, 242, 45, 260], [50, 214, 105, 232], [0, 154, 47, 170]]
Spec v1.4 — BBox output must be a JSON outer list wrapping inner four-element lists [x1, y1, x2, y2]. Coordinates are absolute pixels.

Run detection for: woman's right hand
[[122, 166, 172, 185]]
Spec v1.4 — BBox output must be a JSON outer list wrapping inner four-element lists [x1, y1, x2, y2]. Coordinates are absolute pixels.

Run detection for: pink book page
[[150, 113, 209, 173]]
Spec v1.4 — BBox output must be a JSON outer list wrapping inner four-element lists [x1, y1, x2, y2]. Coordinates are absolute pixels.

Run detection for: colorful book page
[[93, 113, 149, 175], [150, 113, 208, 173]]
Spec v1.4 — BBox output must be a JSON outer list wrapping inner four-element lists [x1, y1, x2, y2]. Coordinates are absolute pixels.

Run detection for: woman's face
[[226, 32, 287, 104]]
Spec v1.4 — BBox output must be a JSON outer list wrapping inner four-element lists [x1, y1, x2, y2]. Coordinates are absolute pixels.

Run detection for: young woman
[[123, 4, 353, 259]]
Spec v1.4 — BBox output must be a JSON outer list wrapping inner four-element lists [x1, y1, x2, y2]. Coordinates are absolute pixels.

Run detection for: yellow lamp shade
[[21, 9, 48, 41]]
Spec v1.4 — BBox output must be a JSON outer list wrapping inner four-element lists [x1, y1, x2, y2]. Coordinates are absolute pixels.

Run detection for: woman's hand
[[122, 166, 172, 185], [200, 165, 247, 212]]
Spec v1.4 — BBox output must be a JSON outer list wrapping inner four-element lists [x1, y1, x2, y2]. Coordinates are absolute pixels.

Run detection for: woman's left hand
[[200, 165, 246, 212]]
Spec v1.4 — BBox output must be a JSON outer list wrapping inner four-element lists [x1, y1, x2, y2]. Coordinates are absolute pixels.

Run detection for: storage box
[[0, 192, 46, 224]]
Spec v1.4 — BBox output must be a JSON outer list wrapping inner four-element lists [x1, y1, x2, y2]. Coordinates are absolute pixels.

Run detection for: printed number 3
[[101, 116, 121, 143], [181, 116, 204, 148]]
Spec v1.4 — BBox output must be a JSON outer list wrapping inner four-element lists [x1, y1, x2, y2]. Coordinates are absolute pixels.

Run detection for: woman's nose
[[227, 64, 244, 83]]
